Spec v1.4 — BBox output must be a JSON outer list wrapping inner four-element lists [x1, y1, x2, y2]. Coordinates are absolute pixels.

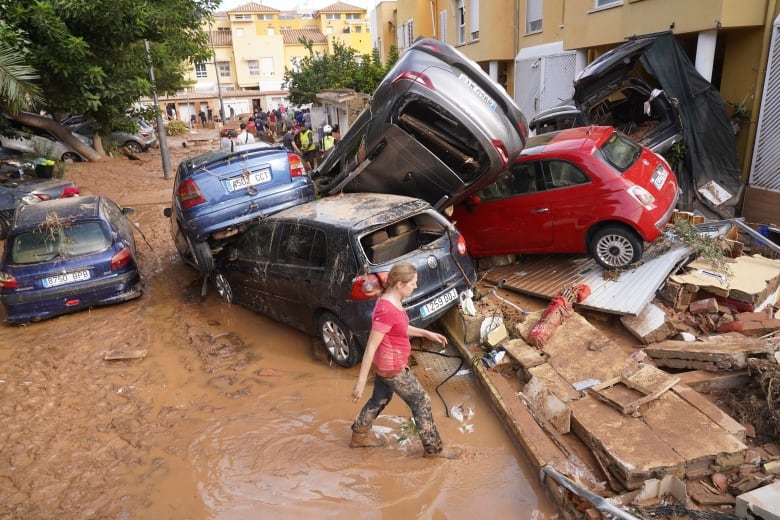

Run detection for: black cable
[[412, 347, 465, 418]]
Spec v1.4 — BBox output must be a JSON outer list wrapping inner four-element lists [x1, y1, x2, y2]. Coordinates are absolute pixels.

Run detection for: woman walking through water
[[350, 262, 462, 459]]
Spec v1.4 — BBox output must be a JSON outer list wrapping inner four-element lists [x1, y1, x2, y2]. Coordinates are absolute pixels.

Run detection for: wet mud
[[0, 133, 557, 519]]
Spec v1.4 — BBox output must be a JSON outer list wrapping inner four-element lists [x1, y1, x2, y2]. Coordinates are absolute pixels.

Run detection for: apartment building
[[373, 0, 780, 223], [162, 2, 371, 124]]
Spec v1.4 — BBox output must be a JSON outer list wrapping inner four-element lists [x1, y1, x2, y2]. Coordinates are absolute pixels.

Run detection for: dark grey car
[[314, 38, 528, 211], [212, 193, 476, 368]]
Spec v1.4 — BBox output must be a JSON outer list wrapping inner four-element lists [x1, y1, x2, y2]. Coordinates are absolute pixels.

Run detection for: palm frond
[[0, 42, 43, 114]]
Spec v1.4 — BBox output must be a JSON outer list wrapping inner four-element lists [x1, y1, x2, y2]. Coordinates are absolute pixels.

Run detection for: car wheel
[[188, 238, 215, 274], [589, 225, 643, 269], [318, 312, 360, 368], [213, 273, 234, 303], [124, 141, 143, 154], [61, 152, 80, 162]]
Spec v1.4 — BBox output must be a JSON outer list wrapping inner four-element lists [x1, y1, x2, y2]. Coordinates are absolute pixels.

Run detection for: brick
[[690, 298, 719, 315], [741, 321, 767, 337], [736, 312, 770, 322], [718, 321, 745, 334]]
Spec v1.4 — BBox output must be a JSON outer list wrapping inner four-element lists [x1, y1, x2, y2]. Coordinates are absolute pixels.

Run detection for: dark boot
[[350, 427, 385, 448], [424, 446, 462, 459]]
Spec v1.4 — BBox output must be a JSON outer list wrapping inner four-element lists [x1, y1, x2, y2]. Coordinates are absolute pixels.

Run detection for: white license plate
[[458, 73, 498, 110], [42, 270, 91, 288], [228, 170, 271, 192], [420, 288, 458, 318], [651, 166, 668, 190]]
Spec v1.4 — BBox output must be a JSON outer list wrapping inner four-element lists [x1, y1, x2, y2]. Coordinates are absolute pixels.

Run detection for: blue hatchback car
[[164, 142, 315, 273], [0, 196, 142, 324]]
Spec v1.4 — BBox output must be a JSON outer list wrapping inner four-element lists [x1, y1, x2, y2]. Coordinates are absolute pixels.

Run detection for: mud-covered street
[[0, 131, 557, 519]]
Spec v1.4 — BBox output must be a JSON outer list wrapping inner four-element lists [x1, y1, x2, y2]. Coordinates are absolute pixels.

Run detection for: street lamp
[[208, 20, 226, 124]]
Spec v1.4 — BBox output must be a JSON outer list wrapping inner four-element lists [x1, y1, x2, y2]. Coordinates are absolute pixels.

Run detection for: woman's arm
[[351, 328, 386, 403], [407, 325, 447, 346]]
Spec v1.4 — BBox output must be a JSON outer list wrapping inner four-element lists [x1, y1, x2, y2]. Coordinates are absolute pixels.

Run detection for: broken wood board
[[588, 364, 679, 416], [673, 383, 747, 442], [524, 363, 581, 434], [644, 332, 773, 371], [670, 255, 780, 311], [517, 311, 638, 385], [570, 392, 746, 490], [676, 369, 751, 393]]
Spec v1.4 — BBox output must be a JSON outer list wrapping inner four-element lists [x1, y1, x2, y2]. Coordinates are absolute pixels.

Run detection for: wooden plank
[[588, 364, 680, 416], [645, 332, 772, 371], [676, 369, 751, 392], [673, 383, 747, 442]]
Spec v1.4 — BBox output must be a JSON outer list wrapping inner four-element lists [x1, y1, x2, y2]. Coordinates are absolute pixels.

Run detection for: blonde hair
[[385, 261, 417, 292]]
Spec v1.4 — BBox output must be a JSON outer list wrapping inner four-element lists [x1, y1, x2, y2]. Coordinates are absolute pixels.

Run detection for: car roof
[[520, 126, 614, 156], [271, 193, 431, 231], [13, 195, 105, 231]]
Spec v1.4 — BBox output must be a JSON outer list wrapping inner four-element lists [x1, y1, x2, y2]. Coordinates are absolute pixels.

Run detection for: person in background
[[298, 124, 317, 172], [235, 123, 255, 145], [246, 117, 257, 137], [331, 124, 341, 143], [321, 124, 335, 158], [282, 125, 301, 155], [220, 129, 236, 150], [350, 261, 462, 459]]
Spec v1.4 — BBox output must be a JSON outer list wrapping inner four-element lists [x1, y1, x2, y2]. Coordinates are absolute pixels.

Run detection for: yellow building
[[373, 0, 780, 223]]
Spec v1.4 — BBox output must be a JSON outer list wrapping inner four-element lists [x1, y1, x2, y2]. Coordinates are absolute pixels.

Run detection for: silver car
[[314, 38, 528, 211]]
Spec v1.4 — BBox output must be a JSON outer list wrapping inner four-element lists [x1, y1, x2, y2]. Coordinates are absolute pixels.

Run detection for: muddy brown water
[[0, 140, 557, 518]]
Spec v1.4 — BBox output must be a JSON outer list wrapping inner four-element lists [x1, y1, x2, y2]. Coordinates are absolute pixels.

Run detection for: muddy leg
[[391, 367, 443, 454]]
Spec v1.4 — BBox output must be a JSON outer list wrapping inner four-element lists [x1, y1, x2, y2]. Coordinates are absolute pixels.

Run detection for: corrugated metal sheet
[[481, 242, 694, 316]]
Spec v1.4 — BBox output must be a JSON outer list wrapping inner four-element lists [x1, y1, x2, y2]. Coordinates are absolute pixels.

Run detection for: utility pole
[[144, 39, 172, 179], [208, 21, 226, 123]]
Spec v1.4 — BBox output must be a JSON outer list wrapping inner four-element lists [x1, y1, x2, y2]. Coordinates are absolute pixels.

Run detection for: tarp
[[638, 33, 742, 218]]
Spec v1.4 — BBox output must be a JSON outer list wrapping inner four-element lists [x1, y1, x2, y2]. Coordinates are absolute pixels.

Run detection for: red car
[[450, 126, 679, 269]]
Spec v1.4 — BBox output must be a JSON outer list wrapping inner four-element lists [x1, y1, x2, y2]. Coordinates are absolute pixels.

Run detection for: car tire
[[318, 312, 360, 368], [213, 273, 234, 303], [123, 141, 143, 154], [188, 238, 215, 274], [589, 225, 643, 269], [61, 152, 80, 162]]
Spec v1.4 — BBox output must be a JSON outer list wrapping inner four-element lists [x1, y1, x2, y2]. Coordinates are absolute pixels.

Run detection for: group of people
[[280, 121, 340, 173]]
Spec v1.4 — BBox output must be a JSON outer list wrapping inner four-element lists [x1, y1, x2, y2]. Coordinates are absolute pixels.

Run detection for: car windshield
[[595, 130, 642, 173], [10, 221, 110, 264]]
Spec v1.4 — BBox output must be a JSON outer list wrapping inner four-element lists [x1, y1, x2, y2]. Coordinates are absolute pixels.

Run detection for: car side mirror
[[122, 207, 135, 216], [163, 207, 172, 218]]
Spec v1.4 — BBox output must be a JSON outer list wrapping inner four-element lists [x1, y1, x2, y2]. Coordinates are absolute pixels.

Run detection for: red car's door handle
[[530, 207, 550, 214]]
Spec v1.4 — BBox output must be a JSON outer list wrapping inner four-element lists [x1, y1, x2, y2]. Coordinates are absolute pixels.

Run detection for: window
[[261, 57, 274, 75], [11, 222, 110, 265], [326, 13, 340, 20], [217, 61, 231, 78], [326, 26, 333, 35], [217, 27, 230, 31], [256, 14, 273, 21], [346, 13, 361, 20], [595, 0, 622, 7], [233, 14, 251, 21], [547, 160, 589, 188], [248, 60, 259, 76], [457, 0, 465, 44], [267, 27, 275, 36], [478, 163, 543, 201], [194, 62, 207, 78], [526, 0, 542, 33], [398, 20, 414, 49], [439, 10, 447, 43], [239, 224, 275, 262], [470, 0, 479, 40], [276, 225, 326, 268], [354, 25, 362, 33]]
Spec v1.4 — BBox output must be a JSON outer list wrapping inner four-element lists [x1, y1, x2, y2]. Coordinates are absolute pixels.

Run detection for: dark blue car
[[0, 196, 142, 324], [164, 142, 315, 273]]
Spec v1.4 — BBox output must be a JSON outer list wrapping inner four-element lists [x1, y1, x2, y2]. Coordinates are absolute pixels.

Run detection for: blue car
[[164, 142, 315, 273], [0, 196, 142, 324]]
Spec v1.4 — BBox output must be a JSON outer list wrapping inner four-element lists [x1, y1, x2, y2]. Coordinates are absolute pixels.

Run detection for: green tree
[[0, 0, 218, 160], [283, 40, 399, 105], [0, 41, 43, 115]]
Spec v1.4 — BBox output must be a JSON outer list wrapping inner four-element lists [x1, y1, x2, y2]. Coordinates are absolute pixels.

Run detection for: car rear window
[[596, 130, 642, 173], [10, 221, 111, 265], [360, 213, 446, 265]]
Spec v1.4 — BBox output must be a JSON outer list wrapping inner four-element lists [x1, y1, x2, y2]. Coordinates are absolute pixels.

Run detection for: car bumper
[[1, 271, 142, 324]]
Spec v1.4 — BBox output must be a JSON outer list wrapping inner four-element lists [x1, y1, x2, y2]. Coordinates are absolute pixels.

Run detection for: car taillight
[[111, 247, 132, 269], [35, 193, 52, 201], [61, 186, 80, 198], [629, 185, 655, 208], [491, 140, 510, 167], [288, 153, 305, 177], [392, 70, 435, 91], [0, 272, 18, 289], [140, 132, 150, 137], [517, 120, 529, 141], [349, 272, 388, 300], [178, 178, 207, 209], [456, 235, 468, 256]]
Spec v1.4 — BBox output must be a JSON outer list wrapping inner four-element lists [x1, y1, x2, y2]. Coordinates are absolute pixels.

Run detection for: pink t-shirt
[[371, 298, 411, 373]]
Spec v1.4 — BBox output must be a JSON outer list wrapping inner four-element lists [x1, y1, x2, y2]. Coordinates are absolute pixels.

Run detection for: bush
[[165, 120, 189, 136]]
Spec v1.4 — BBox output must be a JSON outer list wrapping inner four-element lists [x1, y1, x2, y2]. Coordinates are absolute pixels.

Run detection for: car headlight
[[628, 185, 655, 208], [20, 194, 40, 205]]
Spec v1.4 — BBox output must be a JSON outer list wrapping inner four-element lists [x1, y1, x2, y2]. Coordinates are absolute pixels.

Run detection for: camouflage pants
[[352, 366, 443, 454]]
